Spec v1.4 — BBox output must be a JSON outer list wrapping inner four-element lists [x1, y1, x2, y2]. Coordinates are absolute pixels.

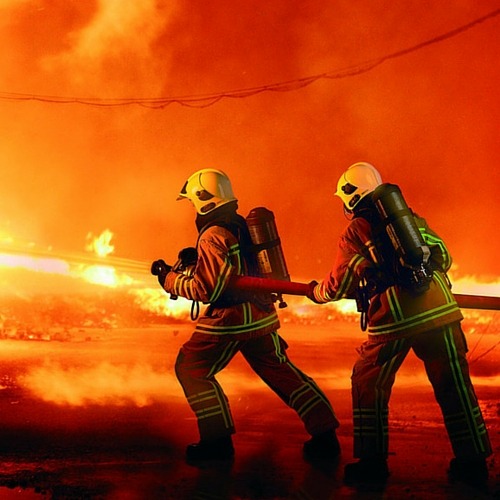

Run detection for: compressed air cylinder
[[372, 183, 431, 270], [246, 207, 290, 282]]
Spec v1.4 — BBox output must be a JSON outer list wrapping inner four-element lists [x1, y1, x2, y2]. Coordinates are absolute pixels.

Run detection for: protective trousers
[[351, 322, 492, 460], [175, 331, 339, 441]]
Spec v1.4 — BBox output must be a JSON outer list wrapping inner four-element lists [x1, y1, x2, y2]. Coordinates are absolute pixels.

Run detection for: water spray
[[1, 241, 499, 311]]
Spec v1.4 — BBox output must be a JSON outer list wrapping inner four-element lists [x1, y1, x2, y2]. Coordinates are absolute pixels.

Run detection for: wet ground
[[0, 382, 498, 498], [0, 323, 498, 499]]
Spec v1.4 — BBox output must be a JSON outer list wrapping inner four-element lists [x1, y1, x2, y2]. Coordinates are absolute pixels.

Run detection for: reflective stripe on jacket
[[163, 224, 280, 339], [313, 215, 463, 339]]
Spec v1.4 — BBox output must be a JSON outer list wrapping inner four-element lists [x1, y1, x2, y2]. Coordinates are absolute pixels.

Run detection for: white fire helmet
[[335, 162, 382, 210], [177, 168, 237, 215]]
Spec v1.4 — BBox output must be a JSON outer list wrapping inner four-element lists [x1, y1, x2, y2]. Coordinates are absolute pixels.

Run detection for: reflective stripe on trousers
[[351, 323, 492, 460], [175, 332, 339, 441]]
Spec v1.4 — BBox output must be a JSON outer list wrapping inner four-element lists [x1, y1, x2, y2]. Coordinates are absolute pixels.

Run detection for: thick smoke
[[21, 362, 175, 406], [0, 1, 498, 280]]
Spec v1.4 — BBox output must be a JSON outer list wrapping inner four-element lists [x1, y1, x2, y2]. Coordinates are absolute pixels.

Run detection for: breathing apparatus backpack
[[245, 207, 290, 308], [371, 183, 433, 294], [355, 183, 434, 331], [186, 205, 290, 314]]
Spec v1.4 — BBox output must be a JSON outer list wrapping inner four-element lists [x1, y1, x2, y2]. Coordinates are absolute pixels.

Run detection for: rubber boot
[[344, 457, 389, 484], [448, 457, 488, 488], [303, 429, 341, 462], [186, 436, 234, 462]]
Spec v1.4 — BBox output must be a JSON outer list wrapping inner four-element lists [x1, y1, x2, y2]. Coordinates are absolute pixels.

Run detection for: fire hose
[[2, 238, 498, 311], [229, 275, 500, 311]]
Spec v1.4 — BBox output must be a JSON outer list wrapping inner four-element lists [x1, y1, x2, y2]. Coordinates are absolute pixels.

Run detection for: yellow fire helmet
[[177, 168, 237, 215], [335, 162, 382, 210]]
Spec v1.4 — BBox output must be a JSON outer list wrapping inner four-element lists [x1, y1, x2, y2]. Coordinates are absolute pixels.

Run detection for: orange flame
[[449, 273, 500, 297], [79, 229, 126, 287], [1, 228, 499, 326], [132, 288, 191, 319], [85, 229, 114, 257], [1, 229, 498, 410], [0, 253, 70, 275]]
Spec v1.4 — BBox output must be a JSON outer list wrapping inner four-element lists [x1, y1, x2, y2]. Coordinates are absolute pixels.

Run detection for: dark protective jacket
[[162, 205, 280, 340], [311, 209, 463, 340]]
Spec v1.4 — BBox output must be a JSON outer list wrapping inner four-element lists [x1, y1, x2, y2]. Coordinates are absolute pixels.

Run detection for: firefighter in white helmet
[[335, 161, 382, 213], [307, 162, 492, 486], [176, 168, 237, 214], [152, 168, 340, 462]]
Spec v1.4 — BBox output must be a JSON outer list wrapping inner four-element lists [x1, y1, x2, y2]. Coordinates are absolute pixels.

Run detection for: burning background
[[0, 1, 499, 497], [0, 0, 499, 280]]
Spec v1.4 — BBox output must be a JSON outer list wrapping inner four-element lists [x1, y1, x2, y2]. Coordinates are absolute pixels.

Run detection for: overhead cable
[[0, 8, 498, 109]]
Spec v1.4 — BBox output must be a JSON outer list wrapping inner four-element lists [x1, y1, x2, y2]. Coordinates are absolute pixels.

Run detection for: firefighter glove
[[178, 247, 198, 267], [151, 259, 172, 287], [306, 280, 321, 304]]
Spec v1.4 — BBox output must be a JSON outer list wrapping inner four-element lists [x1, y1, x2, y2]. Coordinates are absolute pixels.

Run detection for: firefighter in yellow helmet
[[308, 162, 492, 486], [152, 168, 340, 462]]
